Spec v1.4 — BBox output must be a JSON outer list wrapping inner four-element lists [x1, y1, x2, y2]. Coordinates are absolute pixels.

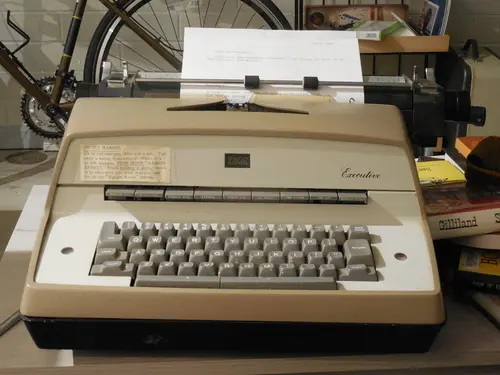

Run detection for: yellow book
[[456, 248, 500, 294], [459, 249, 500, 277], [416, 160, 466, 186]]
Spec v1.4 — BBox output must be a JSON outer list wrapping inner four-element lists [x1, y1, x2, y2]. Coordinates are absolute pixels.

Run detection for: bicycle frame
[[0, 0, 181, 114]]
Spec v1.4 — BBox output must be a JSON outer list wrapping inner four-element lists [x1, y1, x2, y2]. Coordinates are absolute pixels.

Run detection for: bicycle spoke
[[231, 1, 243, 28], [184, 8, 191, 28], [148, 2, 168, 40], [108, 53, 148, 71], [164, 0, 181, 55], [214, 0, 228, 27], [135, 14, 168, 43], [131, 2, 182, 60], [136, 14, 161, 38], [203, 0, 212, 27], [197, 0, 202, 27], [245, 12, 256, 28], [116, 39, 165, 71], [133, 14, 181, 55]]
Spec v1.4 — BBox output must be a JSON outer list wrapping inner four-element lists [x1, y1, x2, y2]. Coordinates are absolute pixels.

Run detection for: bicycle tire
[[83, 0, 292, 84]]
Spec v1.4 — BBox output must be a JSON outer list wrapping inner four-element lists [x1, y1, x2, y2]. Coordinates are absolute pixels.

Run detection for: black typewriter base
[[21, 315, 445, 354]]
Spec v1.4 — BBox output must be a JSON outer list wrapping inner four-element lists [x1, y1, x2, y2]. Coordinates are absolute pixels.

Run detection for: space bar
[[134, 276, 220, 288], [134, 276, 336, 290], [221, 277, 337, 290]]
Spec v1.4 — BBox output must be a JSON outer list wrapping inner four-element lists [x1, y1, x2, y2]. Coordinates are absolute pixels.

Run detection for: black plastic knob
[[469, 106, 487, 127], [444, 90, 487, 127]]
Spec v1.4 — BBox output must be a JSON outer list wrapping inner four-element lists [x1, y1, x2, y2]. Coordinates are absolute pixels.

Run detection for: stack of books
[[417, 136, 500, 328], [418, 157, 500, 242]]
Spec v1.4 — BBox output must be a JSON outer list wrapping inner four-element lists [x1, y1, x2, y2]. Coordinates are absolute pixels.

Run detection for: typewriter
[[20, 94, 445, 354]]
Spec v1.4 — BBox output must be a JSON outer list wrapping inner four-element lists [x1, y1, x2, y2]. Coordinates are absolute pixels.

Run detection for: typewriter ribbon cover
[[78, 94, 334, 185]]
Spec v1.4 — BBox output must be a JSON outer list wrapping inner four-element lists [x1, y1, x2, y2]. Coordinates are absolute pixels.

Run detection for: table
[[1, 185, 500, 374]]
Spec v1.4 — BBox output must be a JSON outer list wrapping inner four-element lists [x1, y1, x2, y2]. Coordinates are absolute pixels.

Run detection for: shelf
[[301, 3, 451, 55], [359, 35, 450, 54]]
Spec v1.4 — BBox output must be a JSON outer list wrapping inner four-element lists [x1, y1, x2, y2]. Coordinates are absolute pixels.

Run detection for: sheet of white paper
[[181, 28, 364, 104]]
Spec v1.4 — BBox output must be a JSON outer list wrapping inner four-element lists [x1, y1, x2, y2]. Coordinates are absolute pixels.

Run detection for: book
[[471, 291, 500, 329], [416, 159, 466, 186], [455, 246, 500, 294], [350, 20, 403, 41], [452, 232, 500, 251], [417, 0, 452, 36], [423, 182, 500, 239], [389, 12, 419, 37]]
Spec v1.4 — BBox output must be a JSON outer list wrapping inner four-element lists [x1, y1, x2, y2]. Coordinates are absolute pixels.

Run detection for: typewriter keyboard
[[89, 222, 378, 289]]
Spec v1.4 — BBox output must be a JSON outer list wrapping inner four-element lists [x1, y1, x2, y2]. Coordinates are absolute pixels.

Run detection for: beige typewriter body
[[20, 95, 444, 326]]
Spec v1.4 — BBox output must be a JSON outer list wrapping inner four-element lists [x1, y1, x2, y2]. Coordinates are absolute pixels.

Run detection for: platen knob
[[444, 90, 487, 126], [469, 106, 487, 127]]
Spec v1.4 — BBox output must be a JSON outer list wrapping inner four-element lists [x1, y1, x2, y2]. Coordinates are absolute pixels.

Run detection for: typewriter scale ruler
[[132, 74, 411, 89]]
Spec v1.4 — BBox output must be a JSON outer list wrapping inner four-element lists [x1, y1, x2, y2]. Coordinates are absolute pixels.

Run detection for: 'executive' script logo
[[341, 167, 380, 179]]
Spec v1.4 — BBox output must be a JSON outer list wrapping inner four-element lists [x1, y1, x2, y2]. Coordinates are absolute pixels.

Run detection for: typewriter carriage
[[75, 42, 486, 160]]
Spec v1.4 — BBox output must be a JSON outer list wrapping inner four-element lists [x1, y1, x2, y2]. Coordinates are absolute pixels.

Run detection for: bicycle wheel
[[84, 0, 291, 84]]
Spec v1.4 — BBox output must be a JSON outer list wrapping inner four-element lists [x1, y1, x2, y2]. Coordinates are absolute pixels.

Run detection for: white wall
[[0, 0, 498, 146]]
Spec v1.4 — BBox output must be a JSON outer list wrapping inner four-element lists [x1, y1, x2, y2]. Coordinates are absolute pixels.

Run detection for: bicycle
[[0, 0, 292, 139]]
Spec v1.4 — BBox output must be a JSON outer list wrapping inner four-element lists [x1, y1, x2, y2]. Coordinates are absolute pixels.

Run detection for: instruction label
[[80, 144, 170, 183]]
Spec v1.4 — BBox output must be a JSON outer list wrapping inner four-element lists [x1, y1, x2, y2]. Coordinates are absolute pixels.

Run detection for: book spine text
[[428, 209, 500, 240]]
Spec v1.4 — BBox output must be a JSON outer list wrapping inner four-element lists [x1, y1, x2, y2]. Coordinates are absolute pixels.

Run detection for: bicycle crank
[[20, 75, 77, 140]]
